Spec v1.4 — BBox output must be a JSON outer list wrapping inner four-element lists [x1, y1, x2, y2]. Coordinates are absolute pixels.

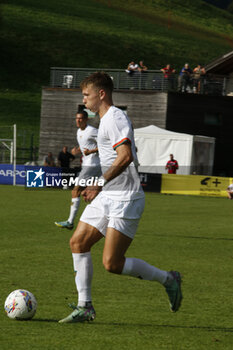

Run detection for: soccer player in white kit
[[59, 72, 182, 323], [55, 110, 101, 229]]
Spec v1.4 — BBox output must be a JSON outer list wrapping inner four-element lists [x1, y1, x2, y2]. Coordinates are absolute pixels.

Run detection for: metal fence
[[0, 145, 38, 165], [50, 67, 229, 95]]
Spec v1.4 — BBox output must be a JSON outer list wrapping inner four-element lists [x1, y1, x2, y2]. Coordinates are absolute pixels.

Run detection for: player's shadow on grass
[[156, 233, 233, 241], [31, 319, 233, 332], [32, 318, 59, 323], [96, 322, 233, 333]]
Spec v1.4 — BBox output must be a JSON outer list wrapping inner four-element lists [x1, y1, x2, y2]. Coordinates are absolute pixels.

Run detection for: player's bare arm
[[71, 146, 81, 156], [81, 142, 133, 202], [102, 142, 133, 181], [83, 147, 98, 156]]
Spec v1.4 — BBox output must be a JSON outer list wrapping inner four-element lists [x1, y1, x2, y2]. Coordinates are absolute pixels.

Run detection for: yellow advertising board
[[161, 174, 232, 197]]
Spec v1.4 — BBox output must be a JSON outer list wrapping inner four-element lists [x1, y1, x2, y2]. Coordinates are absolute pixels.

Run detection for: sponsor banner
[[139, 172, 161, 192], [26, 167, 103, 188], [1, 164, 230, 197], [0, 164, 63, 186], [26, 166, 63, 188], [0, 164, 27, 185], [161, 174, 232, 197], [0, 164, 162, 192], [0, 164, 103, 188]]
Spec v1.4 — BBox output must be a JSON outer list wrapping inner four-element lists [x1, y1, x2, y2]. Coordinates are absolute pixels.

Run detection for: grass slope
[[0, 91, 41, 148], [1, 0, 233, 152], [2, 0, 233, 90], [0, 187, 233, 349]]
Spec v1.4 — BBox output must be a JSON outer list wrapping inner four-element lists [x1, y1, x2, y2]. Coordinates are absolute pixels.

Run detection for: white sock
[[122, 257, 168, 285], [68, 197, 80, 224], [72, 252, 93, 307]]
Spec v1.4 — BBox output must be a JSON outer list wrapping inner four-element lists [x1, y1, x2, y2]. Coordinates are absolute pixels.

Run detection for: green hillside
[[1, 0, 233, 156], [2, 0, 233, 90]]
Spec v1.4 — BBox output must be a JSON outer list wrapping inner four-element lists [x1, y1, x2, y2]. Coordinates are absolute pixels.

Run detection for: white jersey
[[77, 125, 100, 167], [98, 106, 144, 201]]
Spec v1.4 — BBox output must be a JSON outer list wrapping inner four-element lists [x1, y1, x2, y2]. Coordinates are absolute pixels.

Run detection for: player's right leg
[[55, 186, 82, 229], [59, 221, 103, 323]]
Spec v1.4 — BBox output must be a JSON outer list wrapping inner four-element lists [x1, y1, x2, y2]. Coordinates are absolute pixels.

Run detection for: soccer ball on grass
[[4, 289, 37, 320]]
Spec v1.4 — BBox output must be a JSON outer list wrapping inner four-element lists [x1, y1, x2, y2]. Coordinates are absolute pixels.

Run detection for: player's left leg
[[102, 226, 182, 312], [67, 186, 82, 224], [55, 186, 82, 229]]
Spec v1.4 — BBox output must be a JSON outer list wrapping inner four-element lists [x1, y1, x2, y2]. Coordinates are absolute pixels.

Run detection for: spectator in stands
[[58, 146, 75, 188], [125, 61, 140, 89], [160, 64, 176, 90], [43, 152, 55, 167], [138, 60, 148, 73], [138, 60, 148, 89], [226, 182, 233, 199], [125, 61, 139, 76], [58, 146, 75, 169], [165, 154, 179, 174], [178, 63, 193, 93], [193, 64, 206, 94]]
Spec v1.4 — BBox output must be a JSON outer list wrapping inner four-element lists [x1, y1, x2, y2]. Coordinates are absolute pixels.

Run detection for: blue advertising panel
[[0, 164, 62, 186], [0, 164, 162, 192]]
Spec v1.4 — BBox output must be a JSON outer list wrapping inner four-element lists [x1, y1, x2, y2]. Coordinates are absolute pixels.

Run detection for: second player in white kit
[[55, 110, 101, 230]]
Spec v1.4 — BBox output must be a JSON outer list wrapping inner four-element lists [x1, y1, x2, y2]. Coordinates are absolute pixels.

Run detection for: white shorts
[[80, 192, 145, 239]]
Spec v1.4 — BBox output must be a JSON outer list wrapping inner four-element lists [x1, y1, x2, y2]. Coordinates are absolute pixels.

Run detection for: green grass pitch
[[0, 185, 233, 349]]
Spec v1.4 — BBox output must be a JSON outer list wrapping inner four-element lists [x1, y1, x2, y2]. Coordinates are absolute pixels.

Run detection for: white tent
[[134, 125, 215, 175]]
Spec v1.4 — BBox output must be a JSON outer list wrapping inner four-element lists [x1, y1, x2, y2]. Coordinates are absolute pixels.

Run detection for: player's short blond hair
[[80, 72, 114, 95]]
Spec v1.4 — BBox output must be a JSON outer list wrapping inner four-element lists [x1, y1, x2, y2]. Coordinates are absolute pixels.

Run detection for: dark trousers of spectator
[[178, 75, 191, 92]]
